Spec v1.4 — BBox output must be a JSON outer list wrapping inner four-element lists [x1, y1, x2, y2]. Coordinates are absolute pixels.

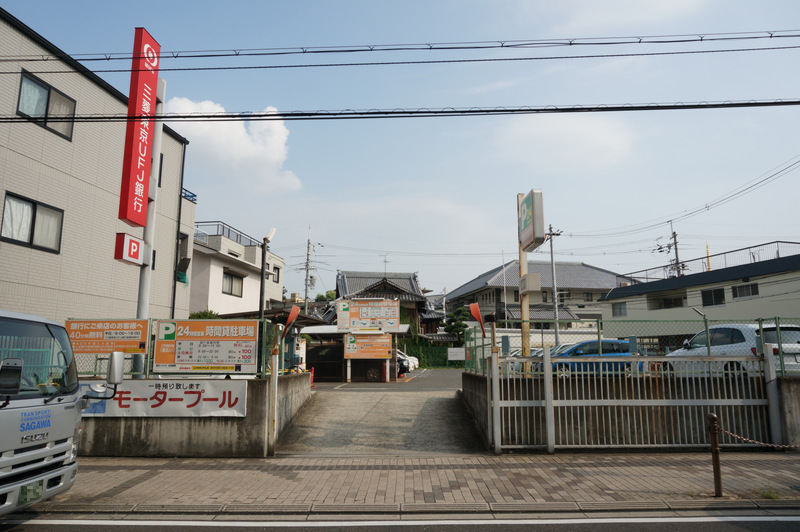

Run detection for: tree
[[315, 290, 336, 302], [444, 307, 470, 346], [189, 309, 219, 319]]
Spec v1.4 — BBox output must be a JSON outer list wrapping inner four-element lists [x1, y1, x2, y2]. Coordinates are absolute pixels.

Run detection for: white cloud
[[491, 114, 636, 171], [526, 0, 713, 35], [164, 97, 301, 192]]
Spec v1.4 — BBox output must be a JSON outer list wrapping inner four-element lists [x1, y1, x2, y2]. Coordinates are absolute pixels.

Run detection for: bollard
[[310, 367, 315, 388], [708, 413, 723, 497]]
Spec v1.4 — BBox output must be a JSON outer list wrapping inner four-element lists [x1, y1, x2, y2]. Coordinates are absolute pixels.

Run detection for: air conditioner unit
[[519, 273, 541, 295]]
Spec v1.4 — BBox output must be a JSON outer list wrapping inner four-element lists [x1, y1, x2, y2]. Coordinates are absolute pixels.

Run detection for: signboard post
[[66, 319, 149, 377], [336, 300, 401, 333], [517, 190, 545, 358], [152, 320, 258, 374], [344, 334, 393, 359], [119, 28, 161, 227]]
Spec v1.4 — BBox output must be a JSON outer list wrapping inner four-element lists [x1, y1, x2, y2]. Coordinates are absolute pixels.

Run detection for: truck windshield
[[0, 317, 79, 398]]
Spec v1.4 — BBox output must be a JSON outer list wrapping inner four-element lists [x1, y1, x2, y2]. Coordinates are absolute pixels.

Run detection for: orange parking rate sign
[[344, 334, 393, 359], [153, 320, 258, 373], [66, 319, 149, 355]]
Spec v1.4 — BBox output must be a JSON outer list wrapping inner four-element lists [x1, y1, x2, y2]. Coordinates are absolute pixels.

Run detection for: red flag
[[469, 303, 486, 338], [281, 305, 301, 340]]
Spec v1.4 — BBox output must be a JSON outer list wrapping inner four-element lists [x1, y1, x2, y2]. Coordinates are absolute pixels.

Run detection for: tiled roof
[[337, 271, 425, 301], [447, 261, 620, 300]]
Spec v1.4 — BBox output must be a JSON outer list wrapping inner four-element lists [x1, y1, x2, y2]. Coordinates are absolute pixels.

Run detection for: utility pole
[[549, 225, 562, 345], [670, 221, 682, 276], [303, 227, 311, 314]]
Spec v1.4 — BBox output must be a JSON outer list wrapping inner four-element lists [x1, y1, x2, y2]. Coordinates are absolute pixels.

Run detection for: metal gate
[[467, 330, 781, 452]]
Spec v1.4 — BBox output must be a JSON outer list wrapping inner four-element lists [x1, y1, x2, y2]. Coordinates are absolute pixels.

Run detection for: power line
[[9, 43, 800, 77], [4, 98, 800, 124], [4, 29, 799, 63]]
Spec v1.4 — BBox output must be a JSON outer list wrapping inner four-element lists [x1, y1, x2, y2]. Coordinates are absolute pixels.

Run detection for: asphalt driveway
[[277, 369, 487, 456]]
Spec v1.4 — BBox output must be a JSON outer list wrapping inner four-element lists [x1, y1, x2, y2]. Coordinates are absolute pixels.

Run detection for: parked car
[[397, 350, 418, 371], [547, 340, 640, 377], [665, 323, 800, 376], [396, 352, 411, 376]]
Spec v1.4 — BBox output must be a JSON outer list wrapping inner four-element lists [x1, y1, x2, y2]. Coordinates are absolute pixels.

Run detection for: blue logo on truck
[[20, 409, 51, 432]]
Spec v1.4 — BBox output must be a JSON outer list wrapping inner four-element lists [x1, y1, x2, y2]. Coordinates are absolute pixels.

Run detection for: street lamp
[[259, 228, 277, 319]]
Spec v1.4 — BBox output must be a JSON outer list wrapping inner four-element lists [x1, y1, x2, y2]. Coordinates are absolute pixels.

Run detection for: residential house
[[190, 221, 284, 317], [0, 8, 194, 323], [336, 270, 441, 333], [446, 260, 621, 325], [601, 241, 800, 340]]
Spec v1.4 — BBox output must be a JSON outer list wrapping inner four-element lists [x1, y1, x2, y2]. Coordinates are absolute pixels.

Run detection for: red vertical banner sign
[[469, 303, 486, 338], [118, 28, 160, 227]]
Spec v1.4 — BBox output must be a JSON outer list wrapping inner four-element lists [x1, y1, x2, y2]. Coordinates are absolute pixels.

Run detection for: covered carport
[[301, 324, 412, 383]]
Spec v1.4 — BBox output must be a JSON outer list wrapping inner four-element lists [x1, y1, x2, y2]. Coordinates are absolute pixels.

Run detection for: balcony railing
[[620, 241, 800, 284], [194, 221, 261, 247]]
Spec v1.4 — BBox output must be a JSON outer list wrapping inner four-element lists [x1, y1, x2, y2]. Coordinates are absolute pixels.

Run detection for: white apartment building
[[0, 8, 195, 322], [190, 222, 285, 316]]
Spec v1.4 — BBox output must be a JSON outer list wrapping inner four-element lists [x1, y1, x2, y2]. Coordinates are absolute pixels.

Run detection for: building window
[[612, 302, 627, 317], [583, 292, 593, 302], [732, 283, 759, 299], [272, 266, 281, 283], [17, 72, 76, 140], [1, 193, 63, 253], [559, 291, 571, 304], [541, 290, 548, 303], [222, 272, 243, 297], [513, 290, 519, 303], [701, 288, 725, 307]]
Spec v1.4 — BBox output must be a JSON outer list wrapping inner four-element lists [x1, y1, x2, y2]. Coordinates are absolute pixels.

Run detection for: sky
[[5, 0, 800, 300]]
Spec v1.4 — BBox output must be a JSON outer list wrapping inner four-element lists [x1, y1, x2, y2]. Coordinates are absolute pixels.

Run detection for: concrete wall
[[461, 372, 489, 448], [79, 373, 311, 457]]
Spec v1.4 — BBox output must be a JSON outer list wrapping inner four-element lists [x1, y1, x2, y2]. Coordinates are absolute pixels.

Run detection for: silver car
[[665, 323, 800, 376]]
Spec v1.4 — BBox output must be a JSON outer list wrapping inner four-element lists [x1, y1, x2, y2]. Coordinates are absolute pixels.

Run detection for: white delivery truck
[[0, 310, 122, 516]]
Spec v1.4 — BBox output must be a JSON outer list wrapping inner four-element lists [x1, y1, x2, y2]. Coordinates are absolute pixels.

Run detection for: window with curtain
[[1, 193, 63, 253], [17, 72, 75, 140], [222, 272, 243, 297]]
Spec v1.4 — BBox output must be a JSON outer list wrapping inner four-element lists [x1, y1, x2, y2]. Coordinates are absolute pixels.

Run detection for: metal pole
[[136, 78, 166, 321], [549, 224, 560, 346], [543, 345, 555, 453], [490, 317, 501, 455], [134, 78, 165, 380], [707, 413, 722, 497], [259, 237, 267, 320], [517, 195, 531, 357], [267, 323, 279, 456], [763, 343, 784, 446]]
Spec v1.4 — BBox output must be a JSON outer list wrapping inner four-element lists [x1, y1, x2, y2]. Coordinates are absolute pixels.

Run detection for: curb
[[27, 499, 800, 516]]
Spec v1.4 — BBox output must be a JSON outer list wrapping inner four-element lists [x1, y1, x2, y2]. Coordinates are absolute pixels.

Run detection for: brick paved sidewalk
[[25, 452, 800, 516]]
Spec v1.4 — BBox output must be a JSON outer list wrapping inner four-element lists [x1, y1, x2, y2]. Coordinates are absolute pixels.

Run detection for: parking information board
[[153, 320, 258, 374], [337, 300, 401, 332], [344, 333, 392, 359], [66, 319, 149, 355]]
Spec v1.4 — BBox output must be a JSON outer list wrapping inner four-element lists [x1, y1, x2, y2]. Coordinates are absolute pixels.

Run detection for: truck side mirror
[[107, 351, 125, 385], [0, 358, 22, 396]]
